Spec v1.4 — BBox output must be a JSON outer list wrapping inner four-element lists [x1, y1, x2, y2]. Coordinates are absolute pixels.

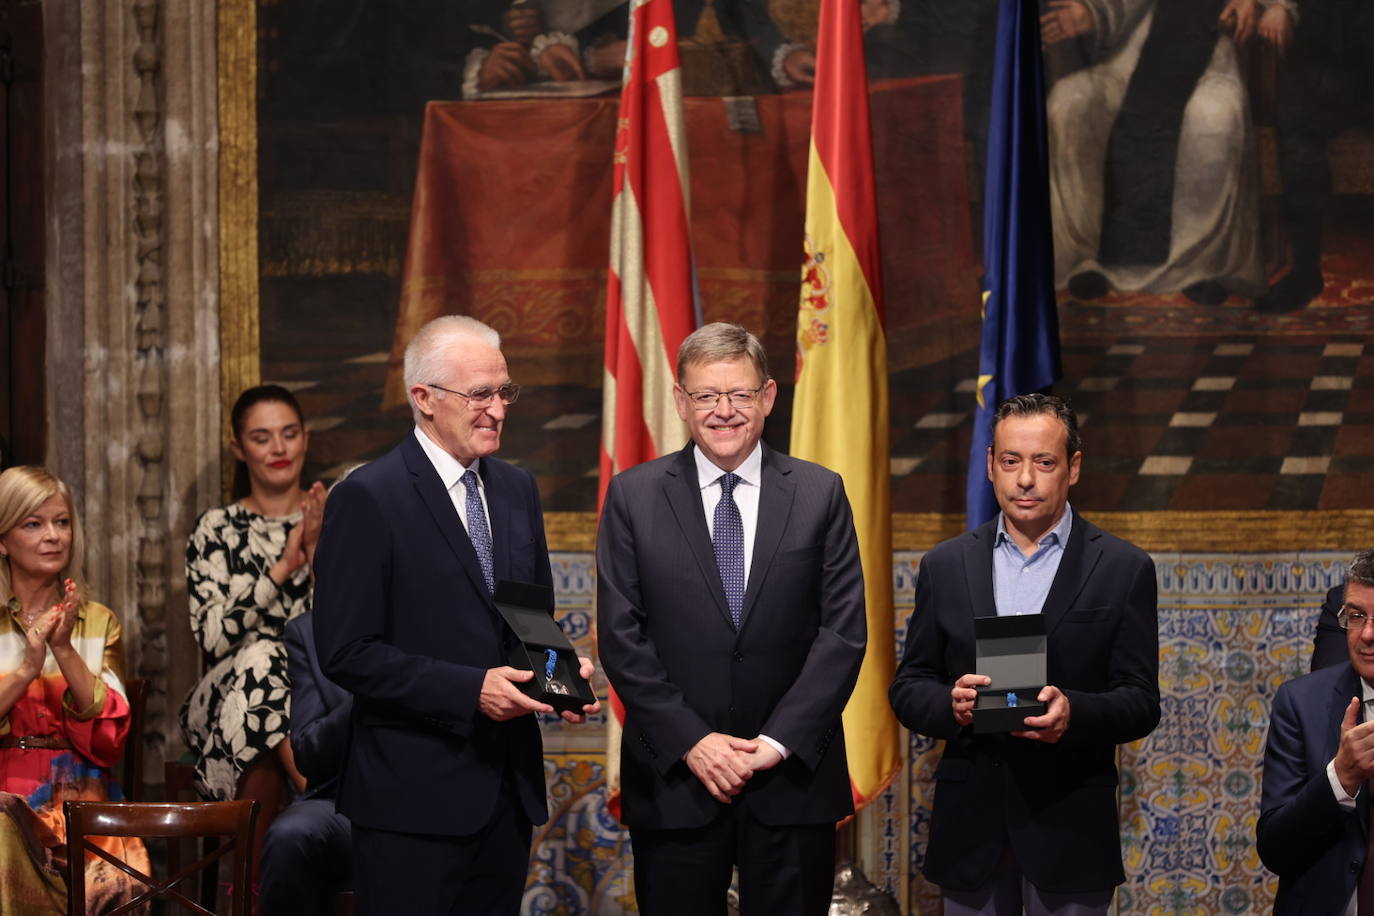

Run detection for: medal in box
[[493, 580, 595, 715], [972, 612, 1048, 733]]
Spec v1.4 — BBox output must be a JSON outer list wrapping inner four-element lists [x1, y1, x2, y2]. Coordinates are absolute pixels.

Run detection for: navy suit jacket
[[1258, 663, 1367, 915], [313, 433, 552, 835], [596, 443, 867, 830], [1312, 584, 1347, 672], [284, 613, 350, 799], [889, 515, 1160, 894]]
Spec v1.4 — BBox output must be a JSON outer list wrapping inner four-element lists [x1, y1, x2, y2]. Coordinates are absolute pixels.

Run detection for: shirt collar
[[692, 442, 763, 491], [995, 503, 1075, 551], [413, 426, 480, 492]]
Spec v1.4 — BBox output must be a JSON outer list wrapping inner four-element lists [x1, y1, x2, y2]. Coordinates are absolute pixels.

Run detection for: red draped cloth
[[385, 76, 975, 406]]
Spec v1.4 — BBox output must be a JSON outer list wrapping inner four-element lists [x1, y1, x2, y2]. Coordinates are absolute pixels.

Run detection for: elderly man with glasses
[[312, 314, 599, 915], [1259, 549, 1374, 915]]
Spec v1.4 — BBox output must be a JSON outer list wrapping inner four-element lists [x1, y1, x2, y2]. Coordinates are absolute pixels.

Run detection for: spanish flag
[[599, 0, 698, 820], [790, 0, 899, 809]]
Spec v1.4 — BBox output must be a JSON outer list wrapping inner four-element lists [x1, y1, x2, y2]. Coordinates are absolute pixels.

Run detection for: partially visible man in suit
[[597, 322, 867, 915], [260, 611, 352, 916], [1313, 583, 1348, 672], [313, 315, 598, 915], [889, 393, 1160, 916], [1259, 549, 1374, 915]]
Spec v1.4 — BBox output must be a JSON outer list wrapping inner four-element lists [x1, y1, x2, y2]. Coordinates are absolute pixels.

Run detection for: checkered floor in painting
[[269, 333, 1374, 514], [890, 335, 1374, 514]]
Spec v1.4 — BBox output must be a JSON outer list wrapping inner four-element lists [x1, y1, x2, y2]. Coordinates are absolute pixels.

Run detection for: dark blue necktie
[[713, 472, 745, 629], [460, 469, 494, 594]]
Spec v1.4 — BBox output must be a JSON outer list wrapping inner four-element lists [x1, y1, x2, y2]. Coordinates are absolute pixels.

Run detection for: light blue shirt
[[992, 504, 1074, 617]]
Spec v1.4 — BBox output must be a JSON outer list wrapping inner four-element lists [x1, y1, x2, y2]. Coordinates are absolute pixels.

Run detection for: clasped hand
[[684, 732, 783, 804], [479, 657, 600, 724], [19, 579, 79, 678]]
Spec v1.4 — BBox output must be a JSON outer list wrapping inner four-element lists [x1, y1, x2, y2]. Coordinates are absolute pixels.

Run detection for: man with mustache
[[890, 393, 1160, 915]]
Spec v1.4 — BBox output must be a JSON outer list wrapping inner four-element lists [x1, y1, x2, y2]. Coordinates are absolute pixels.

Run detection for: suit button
[[728, 705, 735, 713], [733, 652, 743, 662]]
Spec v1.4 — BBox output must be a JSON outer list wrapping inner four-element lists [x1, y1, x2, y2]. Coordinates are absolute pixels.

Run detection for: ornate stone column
[[44, 0, 221, 787]]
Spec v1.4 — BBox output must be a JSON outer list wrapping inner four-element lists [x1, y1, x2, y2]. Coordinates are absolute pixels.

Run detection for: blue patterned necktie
[[460, 469, 495, 594], [713, 472, 745, 629]]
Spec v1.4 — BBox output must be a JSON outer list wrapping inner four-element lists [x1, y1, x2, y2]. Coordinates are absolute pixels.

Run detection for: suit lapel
[[662, 446, 736, 631], [1043, 514, 1102, 636], [740, 447, 793, 629], [401, 435, 491, 603], [963, 522, 998, 619]]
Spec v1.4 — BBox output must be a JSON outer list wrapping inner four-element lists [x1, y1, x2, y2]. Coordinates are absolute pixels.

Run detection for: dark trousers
[[630, 807, 835, 916], [259, 797, 352, 916], [350, 787, 532, 916]]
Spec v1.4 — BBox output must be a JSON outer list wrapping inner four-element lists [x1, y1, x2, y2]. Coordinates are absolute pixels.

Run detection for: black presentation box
[[493, 580, 595, 715], [972, 612, 1047, 734]]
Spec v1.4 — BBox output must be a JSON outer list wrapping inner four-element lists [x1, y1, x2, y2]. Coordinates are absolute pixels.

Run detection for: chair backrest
[[64, 799, 258, 916], [120, 677, 148, 802]]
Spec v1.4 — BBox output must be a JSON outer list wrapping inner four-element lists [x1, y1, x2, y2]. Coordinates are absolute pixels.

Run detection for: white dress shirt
[[693, 443, 763, 584], [690, 442, 788, 760], [413, 426, 489, 538]]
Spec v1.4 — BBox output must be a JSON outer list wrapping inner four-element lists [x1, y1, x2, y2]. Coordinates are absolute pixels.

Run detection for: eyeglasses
[[680, 387, 765, 411], [426, 382, 521, 408], [1338, 606, 1373, 629]]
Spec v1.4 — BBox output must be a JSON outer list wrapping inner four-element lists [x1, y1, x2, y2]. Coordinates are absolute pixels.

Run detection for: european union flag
[[965, 0, 1062, 529]]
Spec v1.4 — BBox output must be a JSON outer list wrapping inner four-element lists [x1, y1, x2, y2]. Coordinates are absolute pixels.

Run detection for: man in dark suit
[[313, 315, 598, 915], [1259, 550, 1374, 914], [597, 322, 867, 915], [260, 612, 352, 916], [1313, 584, 1348, 672], [889, 393, 1160, 915]]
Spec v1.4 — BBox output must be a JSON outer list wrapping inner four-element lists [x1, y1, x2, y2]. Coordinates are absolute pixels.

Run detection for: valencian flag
[[598, 0, 698, 819], [966, 0, 1062, 528], [790, 0, 900, 809]]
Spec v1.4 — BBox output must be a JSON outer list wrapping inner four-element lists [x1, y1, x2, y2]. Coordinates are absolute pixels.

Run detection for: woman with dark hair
[[180, 384, 325, 881], [0, 465, 147, 913]]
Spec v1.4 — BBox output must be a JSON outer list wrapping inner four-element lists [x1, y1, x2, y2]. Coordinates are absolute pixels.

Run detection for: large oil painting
[[249, 0, 1374, 531]]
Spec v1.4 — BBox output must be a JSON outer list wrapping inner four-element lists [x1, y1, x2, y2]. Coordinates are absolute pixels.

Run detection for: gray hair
[[403, 315, 502, 422], [1348, 550, 1374, 596], [992, 393, 1082, 459], [676, 322, 770, 385]]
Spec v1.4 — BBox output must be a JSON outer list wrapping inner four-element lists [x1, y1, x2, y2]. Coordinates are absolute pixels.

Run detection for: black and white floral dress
[[179, 504, 310, 800]]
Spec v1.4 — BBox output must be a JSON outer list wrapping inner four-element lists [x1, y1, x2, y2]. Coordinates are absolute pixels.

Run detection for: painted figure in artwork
[[1043, 0, 1267, 305], [461, 0, 823, 98]]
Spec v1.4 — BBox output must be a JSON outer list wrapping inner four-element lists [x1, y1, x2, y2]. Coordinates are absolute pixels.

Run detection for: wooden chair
[[164, 759, 224, 913], [119, 677, 148, 802], [64, 799, 258, 916]]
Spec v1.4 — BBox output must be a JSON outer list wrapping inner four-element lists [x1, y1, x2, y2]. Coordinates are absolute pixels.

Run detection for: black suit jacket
[[285, 613, 351, 799], [1311, 584, 1347, 672], [596, 443, 867, 830], [313, 433, 552, 835], [1258, 662, 1367, 915], [889, 514, 1160, 894]]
